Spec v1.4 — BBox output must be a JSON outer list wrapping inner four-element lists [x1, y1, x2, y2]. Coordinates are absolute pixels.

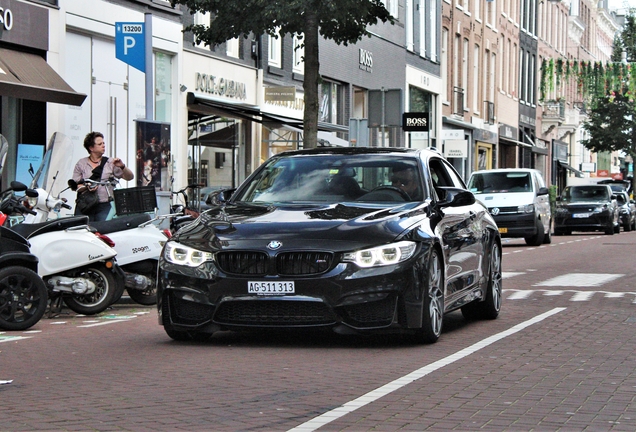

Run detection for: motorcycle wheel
[[0, 266, 48, 331], [126, 263, 157, 306], [62, 264, 116, 315]]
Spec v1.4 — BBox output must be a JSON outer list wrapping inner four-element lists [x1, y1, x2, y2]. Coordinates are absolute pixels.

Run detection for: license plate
[[248, 281, 295, 295], [498, 227, 508, 233], [573, 213, 591, 218]]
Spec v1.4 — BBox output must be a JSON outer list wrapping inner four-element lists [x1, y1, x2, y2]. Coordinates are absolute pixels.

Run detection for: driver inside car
[[391, 165, 422, 200]]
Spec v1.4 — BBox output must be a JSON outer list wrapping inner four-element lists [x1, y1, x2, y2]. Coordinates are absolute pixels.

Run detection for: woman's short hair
[[83, 131, 104, 153]]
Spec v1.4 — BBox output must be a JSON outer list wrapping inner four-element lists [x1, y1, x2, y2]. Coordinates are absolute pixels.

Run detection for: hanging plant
[[539, 60, 548, 101], [565, 60, 571, 82]]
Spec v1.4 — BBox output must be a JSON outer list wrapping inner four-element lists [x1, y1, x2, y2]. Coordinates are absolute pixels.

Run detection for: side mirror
[[206, 188, 235, 206], [9, 181, 28, 192], [537, 187, 549, 196], [68, 179, 79, 191], [437, 187, 476, 207]]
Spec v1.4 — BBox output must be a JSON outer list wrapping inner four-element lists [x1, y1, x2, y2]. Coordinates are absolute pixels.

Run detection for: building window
[[473, 44, 480, 113], [155, 52, 172, 123], [442, 28, 449, 103], [226, 37, 239, 58], [293, 34, 304, 74], [382, 0, 399, 17], [193, 11, 210, 48], [268, 29, 282, 68]]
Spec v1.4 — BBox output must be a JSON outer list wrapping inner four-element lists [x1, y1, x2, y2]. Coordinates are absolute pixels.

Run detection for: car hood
[[172, 202, 432, 252], [474, 191, 535, 208]]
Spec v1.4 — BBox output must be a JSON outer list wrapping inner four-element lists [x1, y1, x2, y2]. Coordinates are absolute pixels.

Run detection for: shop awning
[[0, 48, 86, 106], [187, 92, 349, 134], [558, 161, 585, 177], [499, 136, 533, 148]]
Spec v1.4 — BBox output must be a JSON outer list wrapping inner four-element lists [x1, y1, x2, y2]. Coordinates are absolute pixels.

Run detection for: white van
[[467, 168, 552, 246]]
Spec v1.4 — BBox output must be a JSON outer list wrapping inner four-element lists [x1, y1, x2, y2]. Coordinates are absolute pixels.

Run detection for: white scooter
[[22, 177, 172, 306], [2, 183, 123, 315]]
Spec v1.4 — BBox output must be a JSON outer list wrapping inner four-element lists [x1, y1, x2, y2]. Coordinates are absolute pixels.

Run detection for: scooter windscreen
[[0, 134, 8, 189], [29, 132, 75, 198]]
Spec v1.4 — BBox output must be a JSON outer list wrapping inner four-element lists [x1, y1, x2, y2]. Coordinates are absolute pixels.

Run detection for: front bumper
[[156, 253, 428, 335], [491, 212, 536, 237], [554, 211, 613, 231]]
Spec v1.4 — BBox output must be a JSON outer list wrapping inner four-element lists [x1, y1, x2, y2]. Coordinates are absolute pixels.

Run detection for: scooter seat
[[89, 213, 152, 234], [11, 216, 90, 239]]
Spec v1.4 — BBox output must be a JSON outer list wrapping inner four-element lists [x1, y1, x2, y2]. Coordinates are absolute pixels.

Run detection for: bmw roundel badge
[[267, 241, 282, 250]]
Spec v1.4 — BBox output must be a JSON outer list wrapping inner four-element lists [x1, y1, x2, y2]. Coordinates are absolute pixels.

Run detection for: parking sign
[[115, 22, 145, 73]]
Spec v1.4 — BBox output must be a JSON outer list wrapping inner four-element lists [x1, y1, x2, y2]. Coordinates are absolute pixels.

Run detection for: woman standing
[[73, 131, 134, 221]]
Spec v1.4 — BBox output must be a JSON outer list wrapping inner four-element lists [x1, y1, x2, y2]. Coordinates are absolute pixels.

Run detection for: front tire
[[0, 267, 48, 331], [125, 262, 158, 306], [415, 249, 444, 344], [524, 218, 545, 246], [461, 241, 503, 320], [62, 264, 116, 315]]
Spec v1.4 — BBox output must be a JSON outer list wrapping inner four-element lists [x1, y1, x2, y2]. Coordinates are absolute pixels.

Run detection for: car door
[[428, 157, 483, 301]]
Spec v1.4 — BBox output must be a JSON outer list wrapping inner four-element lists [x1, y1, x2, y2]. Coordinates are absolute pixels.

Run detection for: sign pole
[[145, 13, 153, 120]]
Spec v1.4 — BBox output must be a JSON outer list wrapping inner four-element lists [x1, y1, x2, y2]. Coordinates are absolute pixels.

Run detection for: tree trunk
[[302, 9, 319, 149]]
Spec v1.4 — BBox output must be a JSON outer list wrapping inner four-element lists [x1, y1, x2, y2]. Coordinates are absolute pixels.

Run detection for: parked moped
[[0, 183, 48, 330], [1, 181, 123, 315]]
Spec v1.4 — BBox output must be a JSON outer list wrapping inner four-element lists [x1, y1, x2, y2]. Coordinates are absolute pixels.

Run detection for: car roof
[[274, 146, 425, 158], [470, 168, 540, 175]]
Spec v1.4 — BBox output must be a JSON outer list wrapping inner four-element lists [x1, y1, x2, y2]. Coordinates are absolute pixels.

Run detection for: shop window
[[215, 152, 225, 169], [319, 81, 344, 125], [155, 52, 173, 123]]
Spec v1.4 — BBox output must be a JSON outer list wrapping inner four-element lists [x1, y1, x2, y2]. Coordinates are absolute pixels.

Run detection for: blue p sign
[[115, 22, 145, 73]]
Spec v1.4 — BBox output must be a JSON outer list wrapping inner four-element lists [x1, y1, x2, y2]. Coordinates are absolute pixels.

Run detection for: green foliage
[[581, 92, 636, 156], [170, 0, 394, 149], [549, 184, 558, 216], [170, 0, 394, 47]]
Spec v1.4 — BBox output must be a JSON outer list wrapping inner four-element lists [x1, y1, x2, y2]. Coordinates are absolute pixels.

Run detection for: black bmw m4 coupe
[[158, 147, 502, 343]]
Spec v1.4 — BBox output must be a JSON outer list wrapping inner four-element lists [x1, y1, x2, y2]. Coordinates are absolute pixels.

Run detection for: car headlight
[[593, 205, 609, 213], [342, 241, 417, 268], [163, 242, 213, 267], [518, 204, 534, 214]]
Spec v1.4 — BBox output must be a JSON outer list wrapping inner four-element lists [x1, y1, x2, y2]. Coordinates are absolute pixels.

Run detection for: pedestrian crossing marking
[[504, 289, 636, 302], [503, 272, 525, 279], [534, 273, 624, 287], [570, 291, 594, 302]]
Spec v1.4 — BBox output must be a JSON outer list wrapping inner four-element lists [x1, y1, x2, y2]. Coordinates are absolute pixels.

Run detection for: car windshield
[[468, 172, 532, 194], [233, 154, 424, 204], [562, 186, 610, 203]]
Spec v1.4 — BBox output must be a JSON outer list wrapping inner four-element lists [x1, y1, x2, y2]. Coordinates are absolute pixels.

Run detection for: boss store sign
[[402, 112, 430, 131]]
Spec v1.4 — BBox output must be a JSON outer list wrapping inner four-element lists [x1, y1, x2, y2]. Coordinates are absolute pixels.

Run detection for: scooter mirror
[[25, 189, 39, 198], [68, 179, 78, 191], [9, 181, 27, 192]]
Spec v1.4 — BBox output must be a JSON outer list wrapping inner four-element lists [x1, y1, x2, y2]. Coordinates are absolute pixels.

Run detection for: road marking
[[507, 290, 533, 300], [534, 273, 624, 287], [605, 292, 625, 298], [503, 272, 525, 279], [78, 319, 129, 328], [288, 308, 566, 432], [570, 291, 594, 302], [0, 336, 32, 343]]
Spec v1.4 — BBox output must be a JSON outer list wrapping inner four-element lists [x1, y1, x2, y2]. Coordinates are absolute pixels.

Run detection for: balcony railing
[[542, 99, 565, 121], [453, 87, 464, 116]]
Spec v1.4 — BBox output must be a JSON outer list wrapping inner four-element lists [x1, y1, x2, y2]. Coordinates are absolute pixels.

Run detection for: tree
[[170, 0, 394, 149]]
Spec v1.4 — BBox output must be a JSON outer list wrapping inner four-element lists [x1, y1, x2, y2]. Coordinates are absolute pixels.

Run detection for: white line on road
[[570, 291, 594, 302], [0, 336, 32, 343], [287, 307, 567, 432], [77, 319, 130, 328]]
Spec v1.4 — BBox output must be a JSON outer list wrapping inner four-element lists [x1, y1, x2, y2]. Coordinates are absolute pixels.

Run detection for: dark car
[[554, 184, 619, 235], [157, 147, 502, 343], [615, 191, 636, 231]]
